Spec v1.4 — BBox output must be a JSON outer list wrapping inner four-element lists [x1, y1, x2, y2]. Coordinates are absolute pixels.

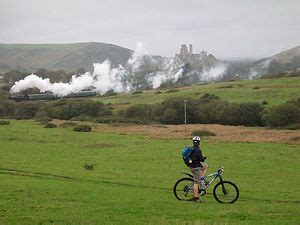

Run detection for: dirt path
[[93, 123, 300, 144], [53, 120, 300, 144]]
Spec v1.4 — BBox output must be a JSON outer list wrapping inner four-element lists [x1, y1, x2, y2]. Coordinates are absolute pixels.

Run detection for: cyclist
[[189, 136, 208, 202]]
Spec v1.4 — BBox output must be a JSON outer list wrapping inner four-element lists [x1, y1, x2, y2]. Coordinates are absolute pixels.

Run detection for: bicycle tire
[[173, 177, 194, 201], [213, 180, 239, 203]]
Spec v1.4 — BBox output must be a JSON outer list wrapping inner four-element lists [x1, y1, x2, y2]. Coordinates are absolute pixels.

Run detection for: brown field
[[53, 120, 300, 144]]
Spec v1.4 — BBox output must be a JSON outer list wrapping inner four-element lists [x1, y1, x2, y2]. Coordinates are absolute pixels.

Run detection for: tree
[[238, 102, 264, 126], [262, 98, 300, 127]]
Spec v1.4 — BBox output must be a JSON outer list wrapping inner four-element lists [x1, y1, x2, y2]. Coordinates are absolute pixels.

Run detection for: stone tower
[[180, 44, 189, 60], [189, 44, 193, 56]]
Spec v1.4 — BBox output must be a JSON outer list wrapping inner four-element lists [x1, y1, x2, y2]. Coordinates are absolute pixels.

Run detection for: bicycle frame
[[182, 166, 224, 189]]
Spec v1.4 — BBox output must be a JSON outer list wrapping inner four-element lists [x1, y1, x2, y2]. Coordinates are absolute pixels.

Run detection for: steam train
[[9, 90, 98, 102]]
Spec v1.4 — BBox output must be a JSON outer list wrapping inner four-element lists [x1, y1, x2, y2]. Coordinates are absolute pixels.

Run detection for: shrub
[[0, 101, 15, 117], [252, 86, 260, 89], [44, 122, 57, 128], [191, 129, 216, 137], [200, 93, 220, 103], [36, 117, 52, 125], [155, 91, 162, 94], [71, 114, 95, 122], [73, 124, 92, 132], [15, 102, 39, 119], [0, 120, 10, 125], [263, 98, 300, 128], [283, 123, 300, 130], [97, 116, 151, 125], [161, 108, 178, 124], [82, 162, 96, 170], [166, 89, 180, 93], [132, 91, 143, 94], [51, 105, 71, 120], [70, 100, 111, 117], [238, 102, 264, 126], [218, 85, 233, 89], [262, 101, 269, 105], [125, 104, 153, 120]]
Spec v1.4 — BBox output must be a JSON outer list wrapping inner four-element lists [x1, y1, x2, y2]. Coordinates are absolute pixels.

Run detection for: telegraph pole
[[184, 99, 187, 139]]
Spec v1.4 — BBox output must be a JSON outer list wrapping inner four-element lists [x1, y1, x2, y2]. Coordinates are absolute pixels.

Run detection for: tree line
[[0, 93, 299, 129], [121, 94, 299, 128]]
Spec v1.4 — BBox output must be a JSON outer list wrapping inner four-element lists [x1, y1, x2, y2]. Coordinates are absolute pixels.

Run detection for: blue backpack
[[182, 146, 194, 167]]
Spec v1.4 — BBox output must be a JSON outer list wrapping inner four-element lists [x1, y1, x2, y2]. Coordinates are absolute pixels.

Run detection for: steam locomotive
[[9, 90, 97, 102]]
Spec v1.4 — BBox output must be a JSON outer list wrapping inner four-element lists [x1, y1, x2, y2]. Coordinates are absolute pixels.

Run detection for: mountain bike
[[173, 166, 239, 203]]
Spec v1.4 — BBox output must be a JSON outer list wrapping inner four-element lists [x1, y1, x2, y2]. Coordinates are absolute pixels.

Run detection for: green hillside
[[97, 77, 300, 107], [0, 42, 133, 72]]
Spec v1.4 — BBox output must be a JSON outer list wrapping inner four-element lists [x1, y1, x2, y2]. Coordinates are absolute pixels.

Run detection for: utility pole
[[184, 99, 187, 140]]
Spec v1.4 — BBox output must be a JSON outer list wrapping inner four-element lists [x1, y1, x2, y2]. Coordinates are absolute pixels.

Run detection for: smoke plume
[[10, 42, 227, 95]]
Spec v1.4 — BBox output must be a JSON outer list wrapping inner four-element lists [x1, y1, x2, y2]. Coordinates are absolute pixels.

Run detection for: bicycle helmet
[[192, 136, 201, 146], [192, 136, 201, 142]]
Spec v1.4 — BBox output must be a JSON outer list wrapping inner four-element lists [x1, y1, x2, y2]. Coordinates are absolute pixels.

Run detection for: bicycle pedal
[[199, 190, 206, 196]]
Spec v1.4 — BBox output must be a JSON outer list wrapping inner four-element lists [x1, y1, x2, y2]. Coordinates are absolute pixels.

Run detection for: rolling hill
[[250, 46, 300, 78], [96, 77, 300, 108], [0, 42, 133, 73]]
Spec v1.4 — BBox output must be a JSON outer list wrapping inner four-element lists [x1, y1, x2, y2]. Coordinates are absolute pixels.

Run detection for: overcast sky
[[0, 0, 299, 58]]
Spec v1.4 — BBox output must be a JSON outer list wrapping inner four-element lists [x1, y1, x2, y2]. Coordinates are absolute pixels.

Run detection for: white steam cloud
[[10, 42, 227, 96], [200, 64, 227, 81]]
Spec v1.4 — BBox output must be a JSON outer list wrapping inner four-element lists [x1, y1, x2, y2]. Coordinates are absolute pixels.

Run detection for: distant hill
[[250, 46, 300, 78], [0, 42, 133, 72]]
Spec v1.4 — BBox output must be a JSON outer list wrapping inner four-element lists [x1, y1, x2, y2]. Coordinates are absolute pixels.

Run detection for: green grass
[[0, 120, 299, 224], [96, 77, 300, 107]]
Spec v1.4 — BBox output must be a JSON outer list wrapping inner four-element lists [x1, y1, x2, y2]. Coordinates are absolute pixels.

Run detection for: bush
[[97, 116, 151, 125], [218, 85, 233, 89], [0, 101, 15, 117], [51, 105, 71, 120], [191, 129, 216, 137], [125, 104, 153, 120], [155, 91, 162, 94], [36, 117, 52, 125], [0, 120, 10, 125], [252, 86, 260, 89], [15, 102, 39, 119], [263, 98, 300, 128], [283, 123, 300, 130], [161, 108, 178, 124], [44, 122, 57, 128], [71, 114, 95, 122], [70, 100, 111, 117], [82, 162, 96, 170], [166, 89, 180, 93], [238, 102, 264, 126], [200, 93, 220, 103], [73, 124, 92, 132], [132, 91, 143, 94]]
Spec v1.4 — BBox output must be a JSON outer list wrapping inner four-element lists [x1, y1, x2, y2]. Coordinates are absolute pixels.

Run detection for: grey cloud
[[0, 0, 299, 58]]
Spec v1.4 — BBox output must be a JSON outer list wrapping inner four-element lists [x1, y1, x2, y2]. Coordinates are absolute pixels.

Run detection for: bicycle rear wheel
[[173, 178, 194, 201], [213, 181, 239, 203]]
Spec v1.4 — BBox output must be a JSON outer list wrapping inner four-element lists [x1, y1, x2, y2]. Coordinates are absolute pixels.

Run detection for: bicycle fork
[[219, 176, 228, 195]]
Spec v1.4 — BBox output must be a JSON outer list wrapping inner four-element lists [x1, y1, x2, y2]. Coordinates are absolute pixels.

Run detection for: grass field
[[96, 77, 300, 108], [0, 120, 299, 224]]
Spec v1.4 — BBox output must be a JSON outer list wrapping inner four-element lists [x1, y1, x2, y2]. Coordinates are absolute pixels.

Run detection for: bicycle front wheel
[[213, 181, 239, 203], [173, 178, 194, 201]]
